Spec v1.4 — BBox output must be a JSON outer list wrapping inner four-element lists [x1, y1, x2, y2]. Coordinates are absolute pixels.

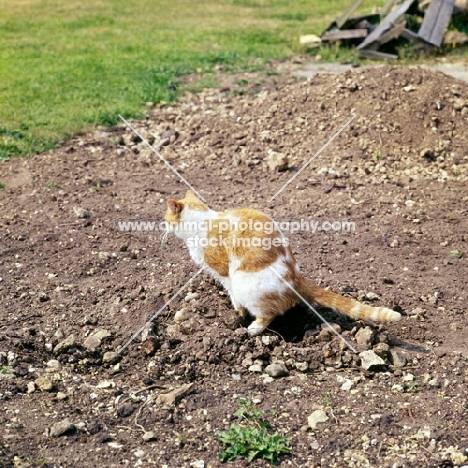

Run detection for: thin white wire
[[268, 114, 356, 202], [118, 114, 207, 202], [117, 266, 205, 354]]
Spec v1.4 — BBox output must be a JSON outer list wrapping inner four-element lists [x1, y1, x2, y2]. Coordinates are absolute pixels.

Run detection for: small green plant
[[217, 399, 290, 464], [233, 398, 268, 428], [450, 249, 465, 259], [44, 180, 55, 190], [322, 393, 333, 407], [0, 365, 13, 374], [407, 381, 422, 393], [375, 151, 381, 161], [25, 457, 47, 466], [235, 78, 249, 86], [0, 182, 4, 189]]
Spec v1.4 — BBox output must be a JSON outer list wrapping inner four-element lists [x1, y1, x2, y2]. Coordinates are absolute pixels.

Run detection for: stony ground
[[1, 64, 468, 468]]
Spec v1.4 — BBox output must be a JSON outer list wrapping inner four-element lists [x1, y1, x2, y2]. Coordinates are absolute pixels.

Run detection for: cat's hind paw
[[247, 322, 265, 337]]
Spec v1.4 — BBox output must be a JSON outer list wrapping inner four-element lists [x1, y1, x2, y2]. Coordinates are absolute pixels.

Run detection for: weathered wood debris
[[300, 0, 468, 59]]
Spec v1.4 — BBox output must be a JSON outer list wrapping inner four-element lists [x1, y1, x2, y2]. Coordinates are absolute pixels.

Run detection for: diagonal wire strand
[[118, 114, 207, 202], [117, 266, 206, 354], [268, 113, 356, 202], [268, 266, 357, 353]]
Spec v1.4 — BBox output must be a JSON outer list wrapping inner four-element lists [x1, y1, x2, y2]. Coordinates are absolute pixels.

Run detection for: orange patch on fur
[[228, 209, 286, 273], [184, 190, 208, 212], [204, 219, 230, 277], [255, 290, 300, 327]]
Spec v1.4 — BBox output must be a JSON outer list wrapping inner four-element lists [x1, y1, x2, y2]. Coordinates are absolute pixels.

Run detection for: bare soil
[[1, 64, 468, 468]]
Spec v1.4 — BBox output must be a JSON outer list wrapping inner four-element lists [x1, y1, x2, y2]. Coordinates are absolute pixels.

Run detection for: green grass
[[1, 0, 386, 159], [217, 399, 291, 464]]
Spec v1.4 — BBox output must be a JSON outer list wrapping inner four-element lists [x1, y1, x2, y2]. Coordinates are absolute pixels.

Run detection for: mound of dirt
[[0, 65, 467, 468]]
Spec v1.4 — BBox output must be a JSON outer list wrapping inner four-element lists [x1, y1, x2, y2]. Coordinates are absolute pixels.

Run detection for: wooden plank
[[401, 28, 422, 43], [357, 0, 416, 50], [336, 0, 365, 29], [341, 14, 380, 30], [376, 20, 406, 45], [321, 28, 368, 42], [381, 0, 397, 16], [418, 0, 454, 47], [359, 49, 398, 60]]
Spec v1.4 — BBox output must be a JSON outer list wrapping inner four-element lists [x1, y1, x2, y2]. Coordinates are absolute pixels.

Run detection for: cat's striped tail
[[299, 278, 401, 322]]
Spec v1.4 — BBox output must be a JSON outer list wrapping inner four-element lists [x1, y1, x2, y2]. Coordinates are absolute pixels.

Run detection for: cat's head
[[164, 190, 209, 226]]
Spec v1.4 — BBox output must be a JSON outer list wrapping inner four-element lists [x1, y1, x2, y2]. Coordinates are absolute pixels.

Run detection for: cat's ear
[[167, 199, 183, 214], [185, 190, 196, 199]]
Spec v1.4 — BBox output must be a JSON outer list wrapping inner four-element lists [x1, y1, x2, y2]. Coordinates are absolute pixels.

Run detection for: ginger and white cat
[[164, 190, 401, 336]]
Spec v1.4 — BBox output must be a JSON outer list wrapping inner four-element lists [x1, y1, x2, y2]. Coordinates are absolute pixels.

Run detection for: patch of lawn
[[0, 0, 387, 158]]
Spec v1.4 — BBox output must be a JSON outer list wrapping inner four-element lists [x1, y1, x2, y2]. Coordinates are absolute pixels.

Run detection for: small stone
[[184, 292, 200, 302], [83, 335, 101, 351], [45, 359, 61, 373], [102, 351, 121, 365], [141, 323, 156, 342], [248, 364, 263, 373], [373, 342, 390, 359], [35, 376, 53, 392], [264, 363, 289, 378], [94, 329, 111, 340], [174, 308, 190, 323], [134, 449, 145, 458], [341, 379, 354, 391], [392, 383, 404, 392], [451, 452, 467, 465], [241, 357, 253, 368], [355, 327, 374, 349], [317, 328, 332, 342], [359, 350, 385, 370], [54, 335, 76, 355], [365, 292, 380, 301], [56, 392, 68, 401], [390, 350, 407, 367], [402, 373, 414, 382], [142, 431, 157, 442], [108, 441, 123, 449], [73, 206, 89, 219], [96, 380, 115, 389], [295, 362, 308, 372], [166, 323, 183, 339], [190, 461, 205, 468], [266, 150, 289, 172], [38, 292, 50, 303], [27, 382, 36, 393], [50, 419, 75, 437], [307, 410, 329, 429], [453, 97, 466, 111]]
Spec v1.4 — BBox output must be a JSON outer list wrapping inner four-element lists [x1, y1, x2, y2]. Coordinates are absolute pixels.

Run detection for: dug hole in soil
[[1, 64, 468, 468]]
